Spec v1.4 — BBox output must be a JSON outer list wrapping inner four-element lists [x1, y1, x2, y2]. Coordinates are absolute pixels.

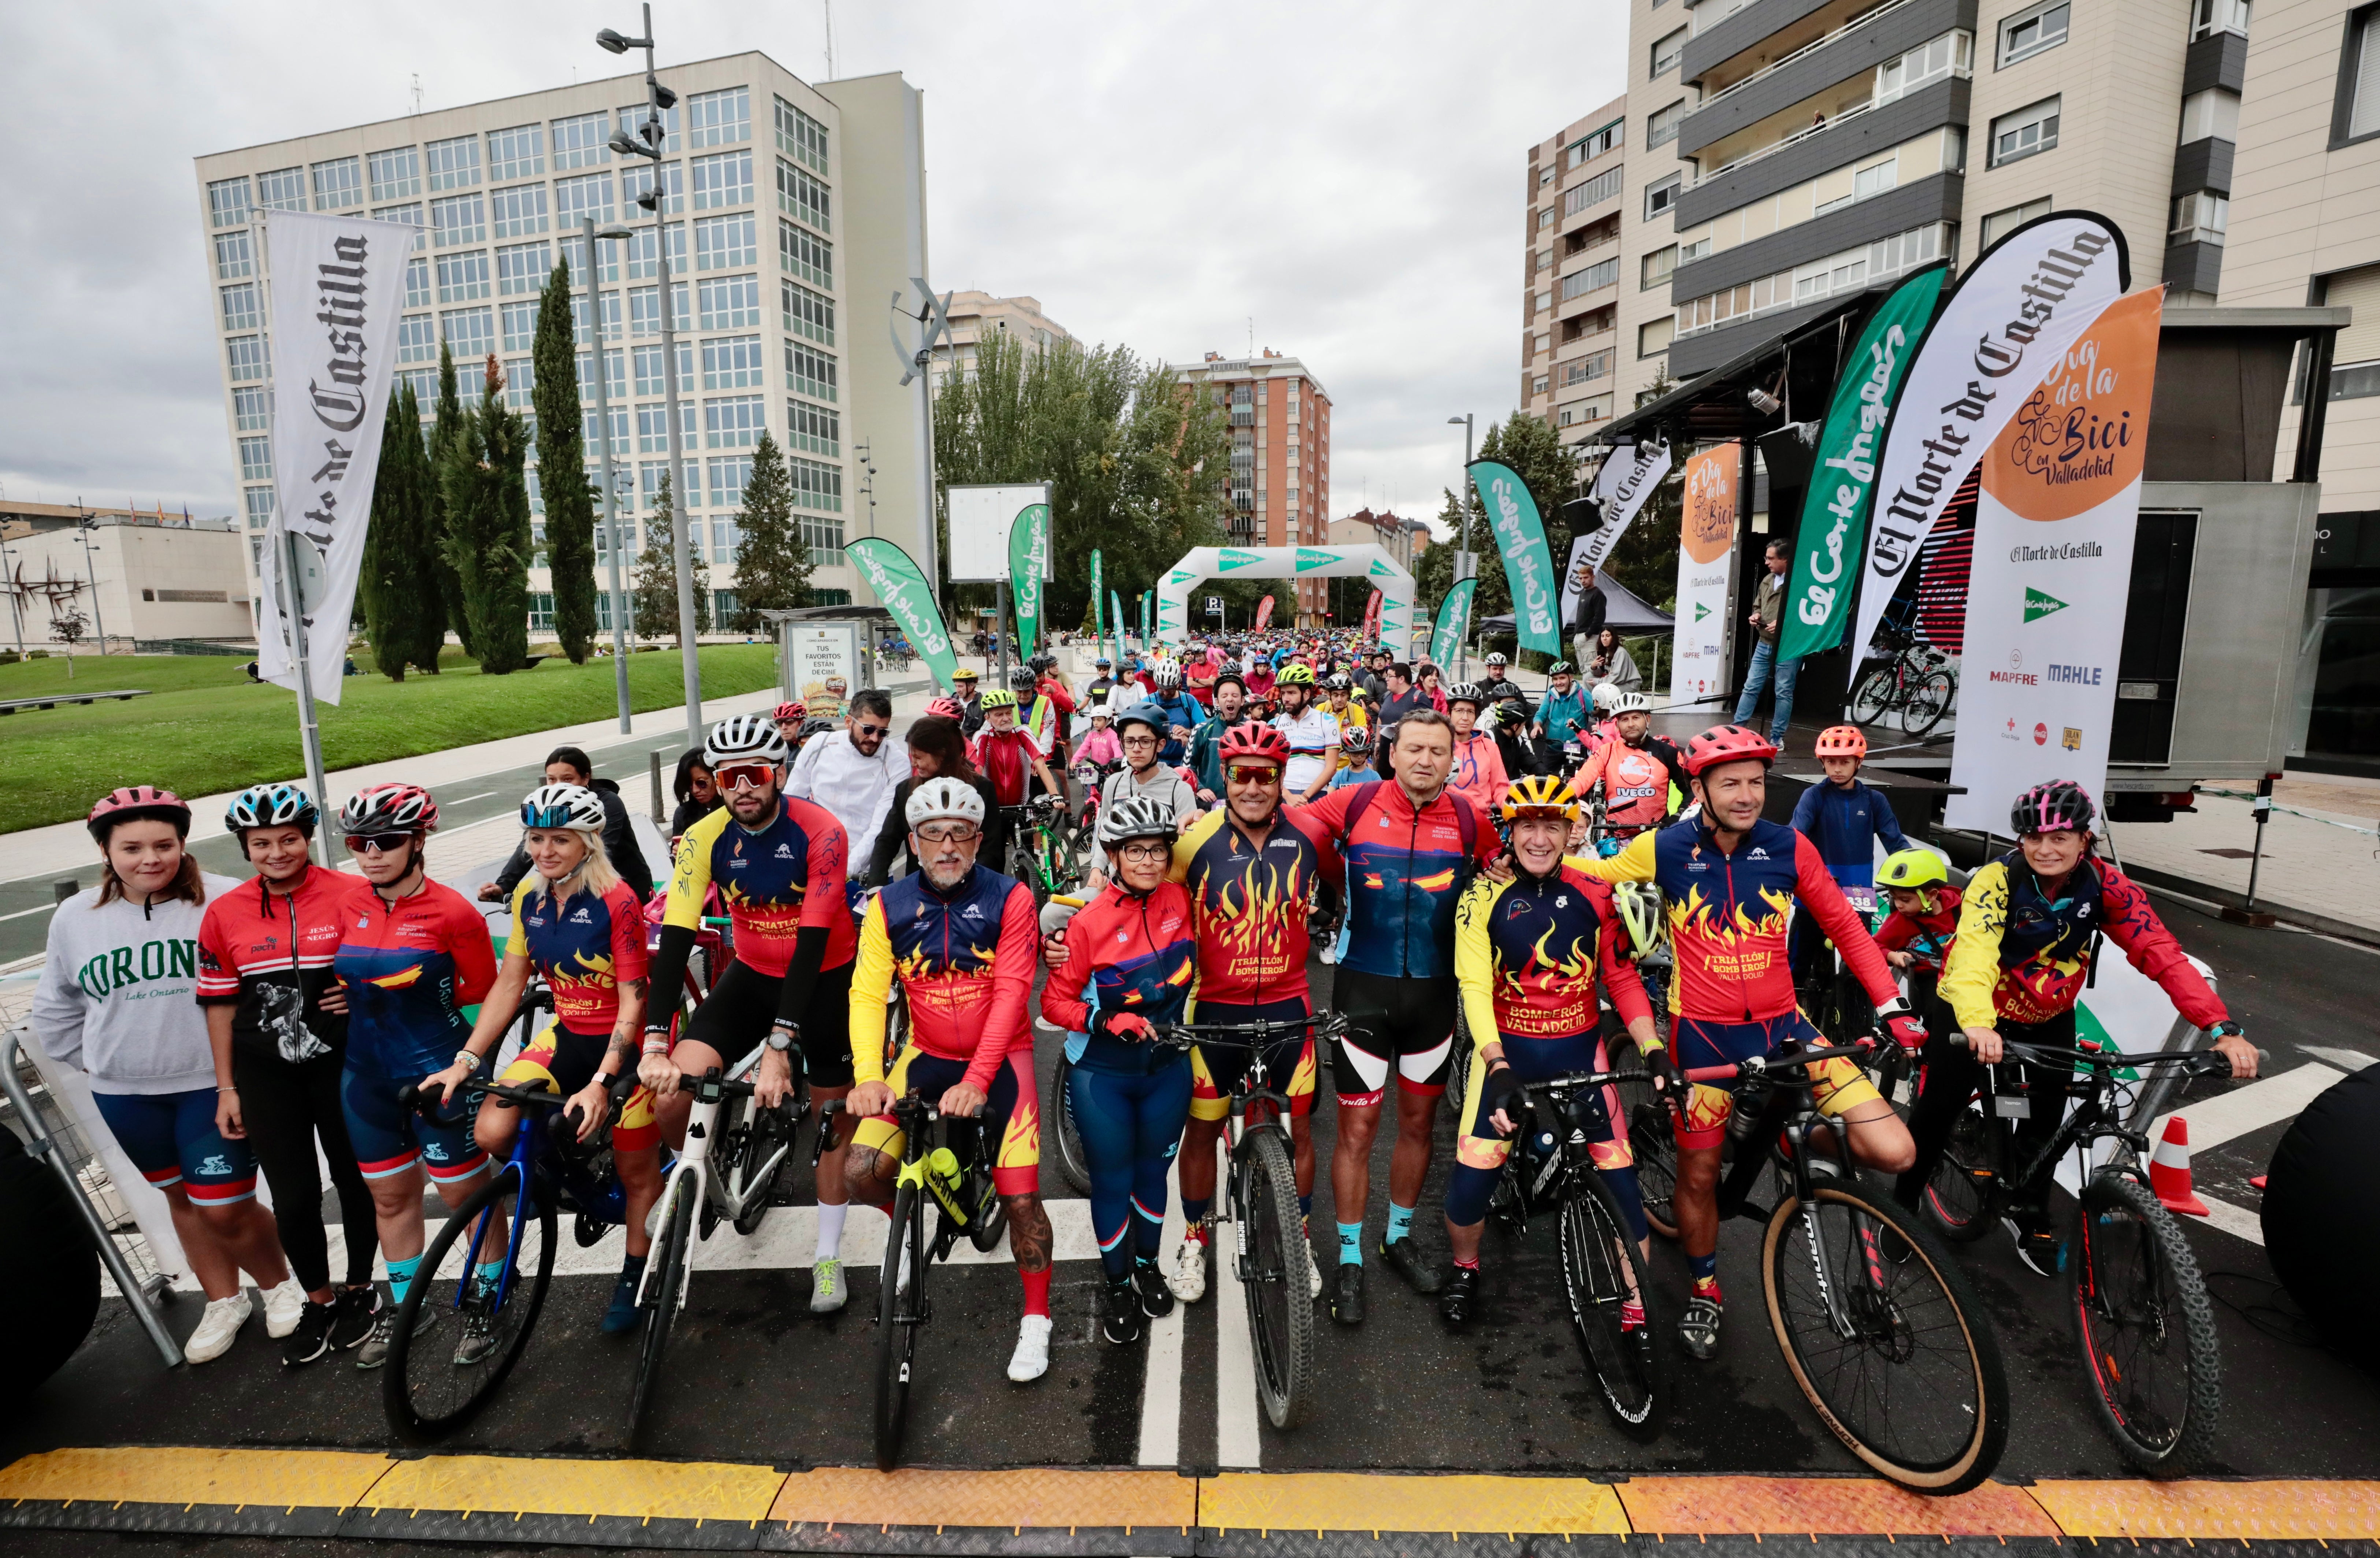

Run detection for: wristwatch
[[2209, 1020, 2245, 1039], [766, 1021, 798, 1053]]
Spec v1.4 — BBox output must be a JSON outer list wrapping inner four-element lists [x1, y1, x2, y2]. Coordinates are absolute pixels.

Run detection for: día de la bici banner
[[1671, 444, 1742, 706], [1847, 212, 2130, 665], [1466, 459, 1561, 656], [260, 209, 408, 704], [1947, 288, 2164, 833], [1776, 263, 1946, 664], [846, 537, 958, 690], [1582, 437, 1673, 573], [1008, 501, 1050, 654], [1432, 578, 1477, 670]]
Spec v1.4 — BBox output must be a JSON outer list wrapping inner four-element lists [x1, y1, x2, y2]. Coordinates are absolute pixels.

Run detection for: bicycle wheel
[[1238, 1128, 1317, 1430], [729, 1097, 797, 1237], [1923, 1105, 1995, 1243], [2072, 1172, 2221, 1474], [1051, 1054, 1093, 1197], [1904, 671, 1956, 738], [964, 1119, 1011, 1254], [1447, 1004, 1474, 1126], [874, 1184, 924, 1471], [1763, 1179, 2007, 1493], [1560, 1174, 1664, 1439], [384, 1163, 555, 1445], [1614, 1060, 1681, 1241], [1849, 667, 1896, 726], [627, 1173, 694, 1450]]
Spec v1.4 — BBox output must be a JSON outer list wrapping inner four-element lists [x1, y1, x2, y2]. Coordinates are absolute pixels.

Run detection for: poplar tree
[[632, 471, 710, 644], [532, 263, 598, 663], [440, 356, 535, 672], [359, 383, 443, 678], [729, 431, 811, 630], [424, 341, 472, 657]]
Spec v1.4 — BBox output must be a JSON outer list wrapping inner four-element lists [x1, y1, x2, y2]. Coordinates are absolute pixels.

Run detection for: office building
[[193, 56, 931, 637], [1, 505, 251, 653], [929, 291, 1073, 383], [1172, 351, 1334, 624]]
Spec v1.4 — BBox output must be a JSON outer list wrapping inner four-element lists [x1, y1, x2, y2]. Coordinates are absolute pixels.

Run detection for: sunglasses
[[917, 822, 980, 844], [714, 761, 777, 792], [853, 722, 891, 738], [344, 834, 411, 854], [1227, 765, 1282, 786]]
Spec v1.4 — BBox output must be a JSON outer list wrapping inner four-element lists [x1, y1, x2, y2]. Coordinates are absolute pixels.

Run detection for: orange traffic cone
[[2149, 1116, 2210, 1216]]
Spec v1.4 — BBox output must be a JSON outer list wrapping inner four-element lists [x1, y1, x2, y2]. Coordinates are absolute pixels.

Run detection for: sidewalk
[[2109, 772, 2380, 939]]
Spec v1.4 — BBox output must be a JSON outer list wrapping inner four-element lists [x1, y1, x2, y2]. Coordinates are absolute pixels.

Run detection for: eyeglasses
[[853, 722, 891, 738], [1116, 841, 1172, 864], [1121, 734, 1158, 748], [344, 835, 409, 854], [714, 761, 777, 792], [1227, 765, 1282, 786], [916, 822, 981, 844]]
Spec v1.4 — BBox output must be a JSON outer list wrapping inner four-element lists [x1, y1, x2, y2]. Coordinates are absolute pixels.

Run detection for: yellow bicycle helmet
[[1277, 663, 1317, 686], [1876, 849, 1948, 889], [979, 688, 1019, 711], [1498, 773, 1580, 824]]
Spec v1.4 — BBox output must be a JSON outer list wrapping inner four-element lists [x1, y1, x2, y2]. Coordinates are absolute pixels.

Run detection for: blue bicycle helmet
[[224, 782, 319, 837]]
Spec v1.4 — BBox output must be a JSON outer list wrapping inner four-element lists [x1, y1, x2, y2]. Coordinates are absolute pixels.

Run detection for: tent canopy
[[1480, 574, 1671, 638]]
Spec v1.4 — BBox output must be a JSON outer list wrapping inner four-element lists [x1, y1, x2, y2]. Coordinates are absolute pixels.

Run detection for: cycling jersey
[[1789, 778, 1910, 893], [1145, 692, 1205, 764], [850, 865, 1037, 1094], [510, 876, 650, 1036], [1452, 867, 1652, 1050], [1940, 853, 2226, 1032], [970, 724, 1048, 808], [1537, 685, 1591, 748], [663, 795, 856, 979], [1273, 705, 1340, 795], [1875, 886, 1963, 974], [196, 865, 352, 1062], [335, 878, 498, 1080], [1168, 807, 1339, 1006], [1327, 763, 1381, 791], [1297, 780, 1496, 980], [1447, 730, 1509, 819], [1570, 738, 1687, 834], [1038, 880, 1196, 1075]]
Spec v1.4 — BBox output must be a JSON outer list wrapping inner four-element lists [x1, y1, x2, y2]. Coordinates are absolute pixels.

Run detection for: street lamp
[[1446, 415, 1474, 679], [596, 4, 702, 750]]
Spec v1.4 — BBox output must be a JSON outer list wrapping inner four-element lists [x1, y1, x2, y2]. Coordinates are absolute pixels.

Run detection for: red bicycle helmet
[[86, 786, 192, 843], [1813, 724, 1868, 759], [339, 782, 441, 837], [922, 695, 964, 720], [773, 700, 806, 723], [1218, 721, 1291, 767], [2011, 779, 2095, 837], [1680, 723, 1779, 777]]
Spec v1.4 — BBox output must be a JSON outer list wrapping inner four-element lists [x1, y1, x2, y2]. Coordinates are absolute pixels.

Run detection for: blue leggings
[[1067, 1060, 1193, 1280]]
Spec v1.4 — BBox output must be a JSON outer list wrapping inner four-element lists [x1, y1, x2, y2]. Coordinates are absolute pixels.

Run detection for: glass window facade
[[487, 123, 543, 181], [500, 300, 540, 352], [691, 148, 753, 209], [707, 455, 752, 511], [790, 454, 842, 513], [783, 279, 835, 344], [698, 274, 761, 330], [227, 334, 268, 382], [404, 255, 431, 307], [440, 305, 496, 360], [207, 176, 251, 229], [787, 399, 839, 456], [489, 182, 548, 238], [637, 402, 696, 453], [787, 341, 838, 404], [220, 282, 260, 331], [702, 334, 766, 389], [497, 240, 552, 296], [634, 340, 693, 395], [369, 145, 420, 200], [573, 290, 624, 344], [431, 191, 486, 246], [704, 394, 765, 448], [779, 222, 832, 288], [686, 86, 751, 147], [775, 96, 829, 172], [553, 171, 615, 228], [629, 281, 690, 336], [621, 221, 686, 279], [311, 155, 362, 210], [437, 250, 491, 302], [552, 111, 611, 170], [426, 134, 480, 190], [257, 167, 306, 211], [776, 160, 830, 231], [399, 314, 438, 362], [233, 385, 272, 431], [621, 159, 683, 215], [238, 435, 272, 482], [694, 211, 757, 269]]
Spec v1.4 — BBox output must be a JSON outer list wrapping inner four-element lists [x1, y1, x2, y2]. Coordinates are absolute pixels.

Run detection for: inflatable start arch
[[1154, 545, 1417, 656]]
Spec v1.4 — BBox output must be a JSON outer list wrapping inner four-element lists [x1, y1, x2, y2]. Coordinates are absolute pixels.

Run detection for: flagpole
[[282, 531, 333, 867]]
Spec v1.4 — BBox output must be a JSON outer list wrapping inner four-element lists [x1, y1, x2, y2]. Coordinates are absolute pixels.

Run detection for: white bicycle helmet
[[1152, 661, 1183, 689], [1611, 690, 1652, 714], [905, 776, 987, 829], [1098, 794, 1179, 850], [521, 782, 605, 833], [1592, 682, 1624, 713], [704, 713, 788, 766], [1484, 652, 1509, 668]]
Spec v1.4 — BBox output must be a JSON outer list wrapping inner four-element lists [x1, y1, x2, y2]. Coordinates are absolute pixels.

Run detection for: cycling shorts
[[1188, 996, 1317, 1123], [684, 958, 855, 1090], [494, 1020, 660, 1153], [92, 1088, 258, 1207], [852, 1047, 1042, 1197], [1328, 968, 1456, 1106], [1451, 1029, 1632, 1179], [1670, 1011, 1881, 1151], [339, 1065, 491, 1183]]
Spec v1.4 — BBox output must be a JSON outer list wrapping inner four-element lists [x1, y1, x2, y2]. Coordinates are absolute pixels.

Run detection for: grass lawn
[[0, 644, 780, 834]]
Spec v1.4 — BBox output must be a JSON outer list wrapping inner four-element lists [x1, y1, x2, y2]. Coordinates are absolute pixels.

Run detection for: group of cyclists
[[29, 633, 2258, 1455]]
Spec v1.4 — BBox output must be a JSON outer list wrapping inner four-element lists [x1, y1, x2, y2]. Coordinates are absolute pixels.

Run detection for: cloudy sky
[[2, 1, 1628, 528]]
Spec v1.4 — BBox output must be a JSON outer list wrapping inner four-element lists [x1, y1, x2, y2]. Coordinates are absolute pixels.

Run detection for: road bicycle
[[829, 1092, 1011, 1472], [1918, 1034, 2258, 1473], [1001, 797, 1082, 906], [1849, 624, 1957, 738]]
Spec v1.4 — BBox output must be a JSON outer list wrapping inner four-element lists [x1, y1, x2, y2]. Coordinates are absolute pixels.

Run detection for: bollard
[[650, 749, 665, 824], [51, 878, 78, 904]]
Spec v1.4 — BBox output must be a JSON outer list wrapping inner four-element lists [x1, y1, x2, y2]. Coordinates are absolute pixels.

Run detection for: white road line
[[1210, 1138, 1264, 1469], [2152, 1062, 2343, 1154], [1136, 1157, 1188, 1469], [447, 792, 500, 805], [2187, 1193, 2265, 1246], [2302, 1046, 2377, 1073], [0, 904, 56, 923]]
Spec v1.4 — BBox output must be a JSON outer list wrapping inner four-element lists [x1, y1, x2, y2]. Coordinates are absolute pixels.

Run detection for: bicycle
[[832, 1091, 1011, 1471], [1919, 1033, 2258, 1473], [1040, 895, 1097, 1198], [1849, 624, 1957, 738], [1686, 1037, 2009, 1493], [1001, 797, 1081, 906]]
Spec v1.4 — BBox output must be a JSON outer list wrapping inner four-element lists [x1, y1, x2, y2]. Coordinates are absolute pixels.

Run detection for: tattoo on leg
[[1006, 1196, 1054, 1273]]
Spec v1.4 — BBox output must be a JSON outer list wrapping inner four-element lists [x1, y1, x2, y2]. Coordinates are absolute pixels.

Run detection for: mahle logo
[[2024, 587, 2068, 623]]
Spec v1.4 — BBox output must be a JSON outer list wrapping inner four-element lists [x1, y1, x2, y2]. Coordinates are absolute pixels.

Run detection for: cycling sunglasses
[[1227, 765, 1283, 786], [343, 834, 413, 854], [713, 760, 778, 792]]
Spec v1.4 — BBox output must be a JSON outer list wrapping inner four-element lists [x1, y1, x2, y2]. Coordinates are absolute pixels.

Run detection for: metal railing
[[1692, 0, 1918, 116]]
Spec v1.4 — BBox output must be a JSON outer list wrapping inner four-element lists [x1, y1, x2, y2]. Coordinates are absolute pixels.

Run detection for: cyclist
[[1103, 704, 1202, 828], [1568, 691, 1690, 849], [1242, 652, 1277, 707], [36, 787, 297, 1366], [1295, 710, 1502, 1323], [1443, 776, 1667, 1325], [1923, 780, 2257, 1271], [1188, 675, 1248, 804], [1478, 651, 1526, 711], [1072, 701, 1125, 775], [788, 688, 909, 874], [1144, 663, 1204, 766], [1444, 683, 1510, 818], [1086, 656, 1118, 711], [1567, 726, 1928, 1360], [1788, 725, 1909, 992], [970, 689, 1061, 815], [197, 783, 382, 1364], [639, 715, 859, 1312], [846, 779, 1055, 1382], [1329, 723, 1381, 790], [1039, 797, 1197, 1343], [331, 783, 508, 1369], [772, 700, 808, 750], [951, 667, 987, 738], [869, 708, 1005, 887], [1533, 662, 1592, 759], [1872, 848, 1962, 1048], [1323, 674, 1367, 749], [457, 784, 658, 1335], [1272, 664, 1340, 805]]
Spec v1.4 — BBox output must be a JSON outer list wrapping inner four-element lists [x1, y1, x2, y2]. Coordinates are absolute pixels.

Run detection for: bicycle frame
[[1966, 1041, 2217, 1207], [449, 1076, 626, 1315], [634, 1042, 780, 1310]]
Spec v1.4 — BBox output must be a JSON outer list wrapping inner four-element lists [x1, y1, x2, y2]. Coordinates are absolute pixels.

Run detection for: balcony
[[1681, 10, 1972, 158], [1673, 73, 1967, 229], [1693, 0, 1921, 114]]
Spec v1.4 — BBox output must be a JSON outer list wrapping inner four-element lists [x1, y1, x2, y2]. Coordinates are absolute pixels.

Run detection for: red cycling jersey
[[196, 864, 354, 1057], [969, 725, 1047, 809]]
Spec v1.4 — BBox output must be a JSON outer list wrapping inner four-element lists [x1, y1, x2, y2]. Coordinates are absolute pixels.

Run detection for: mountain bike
[[1849, 625, 1957, 738], [1919, 1034, 2259, 1473], [1001, 798, 1081, 906], [829, 1093, 1011, 1472], [1041, 894, 1096, 1197], [1689, 1037, 2008, 1493]]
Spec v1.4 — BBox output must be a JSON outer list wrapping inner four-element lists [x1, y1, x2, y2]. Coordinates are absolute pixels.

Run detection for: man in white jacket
[[786, 687, 910, 873]]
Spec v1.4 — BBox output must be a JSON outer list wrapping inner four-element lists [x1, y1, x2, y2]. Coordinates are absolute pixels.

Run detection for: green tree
[[729, 431, 812, 630], [533, 263, 598, 663], [439, 355, 534, 672], [424, 341, 471, 657], [632, 471, 710, 643], [359, 383, 444, 679]]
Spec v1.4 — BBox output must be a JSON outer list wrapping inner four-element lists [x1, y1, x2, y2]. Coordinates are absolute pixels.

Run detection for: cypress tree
[[359, 383, 440, 679], [532, 264, 598, 663], [441, 356, 534, 673], [729, 430, 811, 631], [632, 471, 710, 645], [424, 341, 472, 659]]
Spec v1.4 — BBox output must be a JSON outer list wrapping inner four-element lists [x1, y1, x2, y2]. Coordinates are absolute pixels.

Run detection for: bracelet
[[217, 1085, 238, 1093], [642, 1038, 671, 1056], [453, 1050, 481, 1075]]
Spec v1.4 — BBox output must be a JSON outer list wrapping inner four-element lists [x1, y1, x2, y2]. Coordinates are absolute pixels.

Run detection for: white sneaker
[[1007, 1313, 1053, 1383], [261, 1276, 308, 1340], [185, 1292, 253, 1364], [1167, 1235, 1210, 1305], [1307, 1238, 1323, 1301]]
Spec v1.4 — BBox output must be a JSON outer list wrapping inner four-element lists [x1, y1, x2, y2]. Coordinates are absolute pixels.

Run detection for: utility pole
[[1444, 415, 1475, 681], [73, 503, 109, 655], [893, 281, 953, 611]]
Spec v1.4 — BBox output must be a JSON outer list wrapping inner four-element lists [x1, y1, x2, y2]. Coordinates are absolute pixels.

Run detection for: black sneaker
[[1679, 1294, 1723, 1360], [1102, 1276, 1143, 1344], [1131, 1256, 1173, 1320], [452, 1280, 500, 1366], [1381, 1235, 1444, 1295], [1331, 1262, 1367, 1327], [328, 1284, 382, 1351], [1438, 1265, 1480, 1327], [281, 1300, 336, 1367]]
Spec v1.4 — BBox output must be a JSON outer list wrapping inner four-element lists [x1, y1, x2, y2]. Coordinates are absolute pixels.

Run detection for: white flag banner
[[1847, 212, 2130, 665], [1581, 437, 1671, 572], [1947, 288, 2164, 833], [1671, 444, 1741, 707], [260, 209, 409, 704]]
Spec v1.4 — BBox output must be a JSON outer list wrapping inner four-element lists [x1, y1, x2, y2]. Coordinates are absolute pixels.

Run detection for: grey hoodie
[[30, 873, 241, 1096]]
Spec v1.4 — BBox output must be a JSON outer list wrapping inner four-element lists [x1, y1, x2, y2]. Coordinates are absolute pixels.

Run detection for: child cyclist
[[1788, 725, 1909, 1007], [1327, 723, 1380, 790], [1873, 848, 1961, 1043]]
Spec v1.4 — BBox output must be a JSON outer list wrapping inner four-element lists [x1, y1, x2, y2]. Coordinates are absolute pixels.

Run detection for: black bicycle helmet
[[2012, 779, 2095, 837]]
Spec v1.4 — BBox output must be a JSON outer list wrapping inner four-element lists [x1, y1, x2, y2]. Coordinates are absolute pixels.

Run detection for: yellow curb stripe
[[2028, 1479, 2380, 1540], [0, 1447, 394, 1511], [1617, 1476, 2061, 1537], [1201, 1471, 1631, 1535], [361, 1454, 783, 1523], [770, 1466, 1194, 1528]]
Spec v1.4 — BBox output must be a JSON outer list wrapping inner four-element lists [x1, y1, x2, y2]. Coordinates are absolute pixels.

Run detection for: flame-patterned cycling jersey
[[1037, 880, 1196, 1075], [1940, 854, 2226, 1032], [850, 865, 1038, 1094], [1295, 780, 1499, 980], [1453, 865, 1653, 1048], [334, 878, 499, 1080], [1167, 807, 1340, 1005], [1573, 817, 1898, 1023], [662, 795, 855, 979], [509, 876, 650, 1037], [1568, 737, 1688, 833]]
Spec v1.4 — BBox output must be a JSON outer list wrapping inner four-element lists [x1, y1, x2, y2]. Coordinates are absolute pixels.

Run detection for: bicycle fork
[[1786, 1115, 1886, 1342]]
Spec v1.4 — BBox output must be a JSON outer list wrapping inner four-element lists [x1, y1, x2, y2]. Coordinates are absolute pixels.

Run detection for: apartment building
[[1522, 96, 1636, 444], [1327, 507, 1430, 572], [929, 291, 1073, 383], [1172, 351, 1333, 624], [194, 57, 931, 636]]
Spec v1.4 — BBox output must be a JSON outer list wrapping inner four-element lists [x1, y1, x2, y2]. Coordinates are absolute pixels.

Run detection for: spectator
[[1568, 563, 1608, 671], [483, 746, 656, 904], [951, 666, 986, 737], [669, 749, 720, 840], [1734, 538, 1801, 750], [1417, 664, 1449, 713], [1588, 627, 1642, 694], [868, 715, 1004, 885], [787, 689, 910, 871]]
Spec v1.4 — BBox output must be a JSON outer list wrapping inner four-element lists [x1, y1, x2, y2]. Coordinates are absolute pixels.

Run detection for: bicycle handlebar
[[1153, 1010, 1351, 1049], [1680, 1039, 1875, 1086], [1949, 1034, 2269, 1074]]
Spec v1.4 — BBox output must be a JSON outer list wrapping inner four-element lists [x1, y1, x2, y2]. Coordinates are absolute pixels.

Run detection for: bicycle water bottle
[[925, 1146, 966, 1221]]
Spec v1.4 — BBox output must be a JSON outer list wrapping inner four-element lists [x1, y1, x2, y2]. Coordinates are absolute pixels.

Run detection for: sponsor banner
[[1947, 288, 2163, 833], [1007, 501, 1049, 653], [1849, 212, 2130, 664], [1580, 437, 1673, 574], [259, 209, 409, 704], [1141, 589, 1153, 645], [1672, 444, 1742, 706], [845, 538, 959, 690], [1255, 594, 1275, 631], [1466, 459, 1561, 655], [1432, 578, 1477, 670], [1776, 264, 1947, 663], [1363, 587, 1382, 645]]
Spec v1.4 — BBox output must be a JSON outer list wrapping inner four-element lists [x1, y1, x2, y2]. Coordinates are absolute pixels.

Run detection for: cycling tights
[[1065, 1061, 1192, 1280]]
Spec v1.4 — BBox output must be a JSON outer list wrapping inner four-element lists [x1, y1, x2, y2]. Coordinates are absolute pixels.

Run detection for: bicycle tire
[[966, 1119, 1011, 1254], [1763, 1179, 2007, 1493], [1614, 1056, 1681, 1242], [1849, 667, 1896, 726], [729, 1098, 797, 1238], [1051, 1054, 1093, 1197], [384, 1164, 554, 1446], [1447, 1003, 1474, 1130], [2072, 1172, 2222, 1474], [1239, 1127, 1316, 1430], [1905, 671, 1956, 738], [874, 1183, 924, 1471], [1923, 1105, 1995, 1243], [1560, 1173, 1664, 1439], [627, 1174, 694, 1450]]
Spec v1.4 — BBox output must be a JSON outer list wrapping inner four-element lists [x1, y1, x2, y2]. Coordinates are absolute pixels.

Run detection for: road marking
[[2187, 1192, 2264, 1246], [0, 904, 57, 922], [446, 791, 500, 805], [2302, 1045, 2377, 1072], [1136, 1157, 1187, 1468], [2151, 1061, 2342, 1153], [1210, 1138, 1264, 1469]]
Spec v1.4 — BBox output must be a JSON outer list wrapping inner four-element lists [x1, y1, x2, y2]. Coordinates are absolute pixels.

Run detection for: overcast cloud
[[0, 1, 1627, 531]]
